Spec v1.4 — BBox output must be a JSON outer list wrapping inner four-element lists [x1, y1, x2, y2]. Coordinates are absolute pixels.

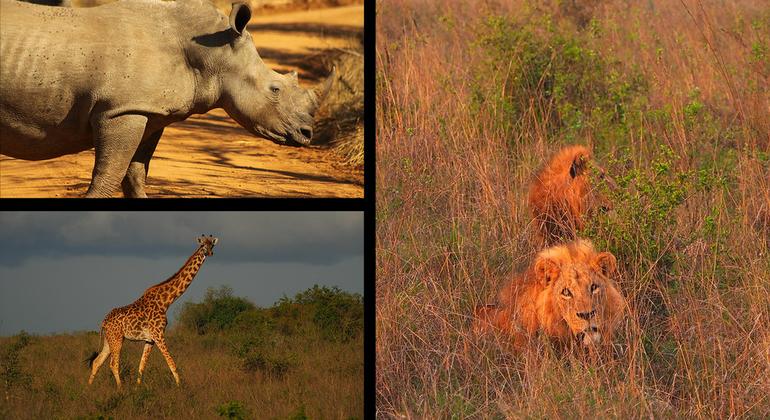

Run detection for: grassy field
[[377, 0, 769, 417], [0, 286, 363, 419]]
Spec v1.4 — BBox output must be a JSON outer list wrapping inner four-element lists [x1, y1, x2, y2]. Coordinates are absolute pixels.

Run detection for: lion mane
[[528, 145, 610, 246], [474, 239, 626, 349]]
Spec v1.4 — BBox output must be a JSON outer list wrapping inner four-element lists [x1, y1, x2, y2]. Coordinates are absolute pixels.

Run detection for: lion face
[[535, 248, 617, 346]]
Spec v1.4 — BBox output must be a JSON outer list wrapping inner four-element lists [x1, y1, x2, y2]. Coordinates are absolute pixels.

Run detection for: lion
[[473, 239, 626, 350], [528, 145, 613, 246]]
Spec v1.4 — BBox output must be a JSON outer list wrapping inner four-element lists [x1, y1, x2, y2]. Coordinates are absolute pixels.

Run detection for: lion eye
[[561, 288, 572, 298], [590, 284, 599, 293]]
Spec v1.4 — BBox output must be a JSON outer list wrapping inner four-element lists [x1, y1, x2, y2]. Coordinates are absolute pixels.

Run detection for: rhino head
[[192, 2, 335, 146]]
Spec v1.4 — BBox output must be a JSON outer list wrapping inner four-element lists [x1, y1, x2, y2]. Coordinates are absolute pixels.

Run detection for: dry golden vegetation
[[377, 0, 769, 417], [1, 286, 363, 419], [72, 0, 363, 13], [314, 43, 365, 168]]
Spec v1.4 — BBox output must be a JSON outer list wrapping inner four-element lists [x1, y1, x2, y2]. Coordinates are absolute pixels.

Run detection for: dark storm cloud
[[0, 212, 362, 266], [0, 255, 362, 335]]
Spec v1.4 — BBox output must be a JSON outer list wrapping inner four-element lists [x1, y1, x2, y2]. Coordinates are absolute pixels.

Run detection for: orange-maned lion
[[473, 239, 626, 350], [528, 145, 613, 246]]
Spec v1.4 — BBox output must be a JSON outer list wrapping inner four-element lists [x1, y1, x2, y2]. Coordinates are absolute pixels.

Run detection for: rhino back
[[0, 0, 216, 159]]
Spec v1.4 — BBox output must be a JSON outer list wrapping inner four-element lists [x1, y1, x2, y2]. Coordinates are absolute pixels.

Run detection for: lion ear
[[570, 154, 588, 178], [595, 252, 617, 277], [534, 257, 560, 287]]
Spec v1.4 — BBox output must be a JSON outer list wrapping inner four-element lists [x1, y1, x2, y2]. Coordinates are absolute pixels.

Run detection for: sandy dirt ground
[[0, 5, 363, 198]]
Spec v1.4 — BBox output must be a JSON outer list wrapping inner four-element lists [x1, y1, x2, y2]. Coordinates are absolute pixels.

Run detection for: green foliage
[[216, 401, 249, 420], [472, 14, 647, 143], [288, 405, 308, 420], [750, 41, 767, 64], [232, 309, 275, 338], [1, 331, 32, 389], [78, 415, 114, 420], [177, 286, 255, 334], [176, 285, 363, 384], [294, 285, 364, 343], [240, 350, 293, 379], [584, 144, 691, 270]]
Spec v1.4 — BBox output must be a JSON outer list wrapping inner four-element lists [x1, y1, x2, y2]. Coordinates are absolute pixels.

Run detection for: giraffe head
[[197, 235, 219, 256]]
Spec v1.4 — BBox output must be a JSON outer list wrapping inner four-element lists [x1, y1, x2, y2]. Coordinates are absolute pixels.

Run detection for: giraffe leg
[[154, 337, 180, 386], [108, 337, 123, 388], [88, 340, 111, 385], [137, 342, 153, 384]]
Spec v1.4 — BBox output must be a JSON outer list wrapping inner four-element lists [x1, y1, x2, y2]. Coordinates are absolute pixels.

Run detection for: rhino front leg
[[85, 114, 148, 198], [121, 128, 163, 198]]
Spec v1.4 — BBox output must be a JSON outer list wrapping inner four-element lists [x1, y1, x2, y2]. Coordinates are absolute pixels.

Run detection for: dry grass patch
[[0, 286, 363, 419], [377, 0, 770, 417]]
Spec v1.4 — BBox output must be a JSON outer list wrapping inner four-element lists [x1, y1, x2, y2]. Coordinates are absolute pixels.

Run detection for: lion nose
[[576, 310, 596, 320]]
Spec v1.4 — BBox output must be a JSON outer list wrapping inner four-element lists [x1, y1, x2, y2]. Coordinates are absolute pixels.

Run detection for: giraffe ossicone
[[86, 235, 219, 388]]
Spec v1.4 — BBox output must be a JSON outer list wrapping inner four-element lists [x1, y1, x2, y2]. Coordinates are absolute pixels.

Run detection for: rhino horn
[[310, 66, 337, 109]]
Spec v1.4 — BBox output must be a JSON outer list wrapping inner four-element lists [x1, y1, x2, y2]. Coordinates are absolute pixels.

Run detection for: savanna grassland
[[1, 286, 363, 419], [377, 0, 769, 417]]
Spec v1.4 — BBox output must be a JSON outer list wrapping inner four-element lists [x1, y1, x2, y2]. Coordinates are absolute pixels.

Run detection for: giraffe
[[86, 234, 218, 388]]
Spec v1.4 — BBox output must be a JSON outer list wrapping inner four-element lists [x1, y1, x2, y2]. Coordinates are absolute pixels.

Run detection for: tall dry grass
[[1, 331, 362, 419], [376, 0, 769, 417]]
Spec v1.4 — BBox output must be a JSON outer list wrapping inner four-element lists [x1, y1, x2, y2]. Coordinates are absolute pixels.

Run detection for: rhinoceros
[[0, 0, 335, 197]]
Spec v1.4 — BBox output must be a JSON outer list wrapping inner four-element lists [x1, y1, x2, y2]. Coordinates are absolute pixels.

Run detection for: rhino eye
[[590, 284, 599, 293], [561, 288, 572, 298], [270, 85, 280, 93]]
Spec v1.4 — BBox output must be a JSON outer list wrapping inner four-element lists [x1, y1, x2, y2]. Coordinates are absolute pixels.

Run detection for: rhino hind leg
[[121, 128, 163, 198], [85, 114, 149, 198]]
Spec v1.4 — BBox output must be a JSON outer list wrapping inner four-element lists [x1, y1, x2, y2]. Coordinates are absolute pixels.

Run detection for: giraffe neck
[[145, 246, 207, 310]]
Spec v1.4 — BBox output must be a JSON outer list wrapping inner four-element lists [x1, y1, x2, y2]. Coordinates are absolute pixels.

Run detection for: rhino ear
[[229, 2, 251, 36]]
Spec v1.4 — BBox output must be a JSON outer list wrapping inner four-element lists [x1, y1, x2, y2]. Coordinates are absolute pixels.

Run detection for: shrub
[[240, 350, 293, 379], [294, 285, 364, 342], [232, 309, 274, 338], [473, 14, 647, 144], [288, 405, 308, 420], [216, 401, 249, 420], [1, 331, 32, 390], [583, 144, 692, 268], [177, 286, 255, 334]]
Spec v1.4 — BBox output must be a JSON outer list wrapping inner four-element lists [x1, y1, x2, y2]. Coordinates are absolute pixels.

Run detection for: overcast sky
[[0, 212, 362, 335]]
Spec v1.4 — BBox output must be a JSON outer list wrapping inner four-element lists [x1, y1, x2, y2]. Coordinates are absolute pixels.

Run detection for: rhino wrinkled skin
[[0, 0, 335, 197]]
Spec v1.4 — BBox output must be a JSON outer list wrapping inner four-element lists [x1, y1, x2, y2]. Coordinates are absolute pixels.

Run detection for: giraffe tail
[[84, 351, 99, 368], [84, 327, 104, 368]]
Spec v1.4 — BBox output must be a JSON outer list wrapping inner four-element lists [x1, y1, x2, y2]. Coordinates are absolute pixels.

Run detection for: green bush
[[294, 285, 364, 342], [240, 350, 293, 379], [288, 405, 308, 420], [176, 285, 363, 382], [177, 286, 255, 334], [216, 401, 249, 420], [473, 14, 647, 144], [232, 309, 274, 337], [1, 331, 32, 390], [583, 144, 692, 272]]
